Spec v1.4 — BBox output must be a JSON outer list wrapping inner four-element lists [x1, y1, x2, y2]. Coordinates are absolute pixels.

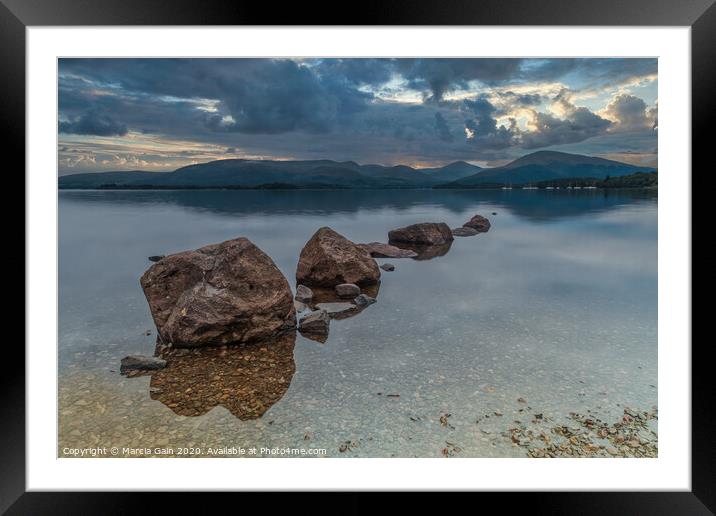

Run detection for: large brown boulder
[[463, 214, 491, 232], [296, 227, 381, 287], [388, 222, 454, 246], [140, 237, 296, 348]]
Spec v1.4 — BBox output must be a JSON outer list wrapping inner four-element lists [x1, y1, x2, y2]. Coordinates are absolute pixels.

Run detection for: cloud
[[434, 112, 454, 142], [314, 58, 396, 86], [57, 58, 658, 171], [60, 58, 373, 136], [602, 94, 658, 131], [398, 58, 523, 101], [461, 97, 518, 150], [59, 111, 128, 136], [517, 89, 612, 148]]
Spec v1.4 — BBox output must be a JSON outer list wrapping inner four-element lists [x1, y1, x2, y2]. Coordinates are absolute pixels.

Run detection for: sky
[[58, 58, 657, 175]]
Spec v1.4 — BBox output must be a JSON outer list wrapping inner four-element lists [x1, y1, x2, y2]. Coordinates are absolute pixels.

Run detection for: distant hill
[[58, 158, 481, 189], [57, 171, 159, 189], [58, 152, 655, 190], [419, 161, 484, 182], [436, 151, 656, 188]]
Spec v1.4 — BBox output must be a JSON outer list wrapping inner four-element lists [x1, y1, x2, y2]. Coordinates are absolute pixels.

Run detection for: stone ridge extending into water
[[133, 214, 490, 356]]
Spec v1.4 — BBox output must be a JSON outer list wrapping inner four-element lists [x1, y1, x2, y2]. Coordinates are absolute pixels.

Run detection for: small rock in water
[[380, 263, 395, 271], [148, 255, 165, 262], [294, 300, 309, 313], [462, 214, 491, 233], [354, 294, 377, 307], [298, 309, 330, 334], [451, 227, 479, 237], [315, 302, 356, 315], [388, 222, 454, 246], [335, 283, 361, 298], [295, 284, 314, 303], [120, 355, 167, 374]]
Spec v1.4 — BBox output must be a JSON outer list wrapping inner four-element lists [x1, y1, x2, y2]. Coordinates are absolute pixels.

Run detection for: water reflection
[[389, 241, 453, 261], [58, 188, 658, 457], [296, 283, 382, 343], [59, 189, 657, 223], [148, 332, 296, 419]]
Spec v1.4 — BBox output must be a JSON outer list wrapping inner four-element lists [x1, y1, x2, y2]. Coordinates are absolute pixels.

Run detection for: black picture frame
[[4, 0, 710, 512]]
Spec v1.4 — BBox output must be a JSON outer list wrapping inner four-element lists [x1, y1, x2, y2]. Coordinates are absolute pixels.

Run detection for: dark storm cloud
[[462, 97, 518, 150], [313, 58, 396, 86], [495, 91, 543, 108], [60, 58, 373, 136], [59, 110, 128, 136], [434, 112, 454, 142], [397, 58, 523, 101]]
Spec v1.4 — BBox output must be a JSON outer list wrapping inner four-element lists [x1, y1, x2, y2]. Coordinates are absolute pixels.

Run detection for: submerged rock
[[140, 237, 296, 348], [315, 302, 357, 316], [392, 241, 453, 261], [148, 255, 165, 262], [388, 222, 454, 246], [354, 294, 377, 307], [452, 226, 479, 237], [463, 214, 491, 232], [298, 309, 330, 335], [295, 284, 314, 303], [296, 227, 381, 287], [380, 263, 395, 271], [335, 283, 361, 298], [120, 355, 167, 373], [357, 242, 418, 259]]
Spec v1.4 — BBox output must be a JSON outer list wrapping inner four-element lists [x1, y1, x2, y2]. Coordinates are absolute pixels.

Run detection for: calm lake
[[58, 188, 658, 457]]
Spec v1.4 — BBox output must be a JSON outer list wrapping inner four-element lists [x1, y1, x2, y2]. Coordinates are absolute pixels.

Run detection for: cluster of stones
[[124, 214, 491, 370], [521, 408, 658, 458]]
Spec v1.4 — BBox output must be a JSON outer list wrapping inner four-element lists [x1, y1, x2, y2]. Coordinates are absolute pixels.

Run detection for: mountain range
[[58, 151, 655, 190]]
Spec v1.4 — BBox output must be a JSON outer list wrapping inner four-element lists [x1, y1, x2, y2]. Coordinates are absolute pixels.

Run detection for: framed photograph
[[7, 0, 710, 510]]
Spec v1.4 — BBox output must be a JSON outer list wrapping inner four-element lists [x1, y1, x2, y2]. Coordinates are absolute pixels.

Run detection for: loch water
[[58, 188, 658, 457]]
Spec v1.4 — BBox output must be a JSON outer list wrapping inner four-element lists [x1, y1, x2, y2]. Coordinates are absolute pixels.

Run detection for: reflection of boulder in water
[[389, 241, 453, 261], [149, 332, 296, 419], [300, 330, 329, 344]]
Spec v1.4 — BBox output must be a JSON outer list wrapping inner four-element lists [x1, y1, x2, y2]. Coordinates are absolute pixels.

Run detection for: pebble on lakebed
[[520, 407, 658, 458]]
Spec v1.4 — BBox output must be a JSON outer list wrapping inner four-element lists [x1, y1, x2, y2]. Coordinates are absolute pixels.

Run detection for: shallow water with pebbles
[[59, 189, 657, 457]]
